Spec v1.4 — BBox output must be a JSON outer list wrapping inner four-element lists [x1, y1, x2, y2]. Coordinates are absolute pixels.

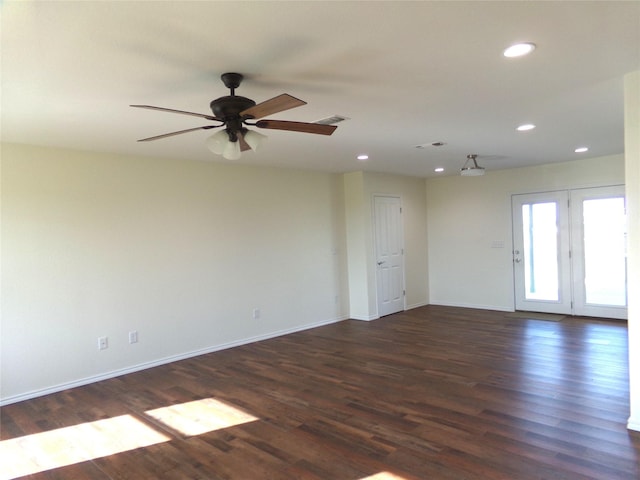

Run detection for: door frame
[[511, 185, 628, 319], [372, 194, 406, 317]]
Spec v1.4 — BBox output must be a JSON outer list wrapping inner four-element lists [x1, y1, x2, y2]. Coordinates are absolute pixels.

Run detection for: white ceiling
[[2, 1, 639, 177]]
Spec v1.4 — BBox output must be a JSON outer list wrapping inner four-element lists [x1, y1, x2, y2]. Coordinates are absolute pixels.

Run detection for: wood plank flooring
[[2, 305, 639, 479]]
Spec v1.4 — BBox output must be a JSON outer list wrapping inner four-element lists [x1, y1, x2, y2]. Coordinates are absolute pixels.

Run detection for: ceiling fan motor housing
[[210, 95, 256, 141], [209, 96, 256, 120]]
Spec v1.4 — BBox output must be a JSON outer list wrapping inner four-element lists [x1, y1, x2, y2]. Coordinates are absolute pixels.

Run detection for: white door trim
[[373, 195, 406, 317]]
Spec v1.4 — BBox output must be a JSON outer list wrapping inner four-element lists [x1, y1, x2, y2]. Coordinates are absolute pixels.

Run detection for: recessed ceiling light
[[503, 43, 536, 58], [516, 123, 536, 131], [434, 167, 444, 173], [574, 147, 589, 153], [357, 154, 369, 160]]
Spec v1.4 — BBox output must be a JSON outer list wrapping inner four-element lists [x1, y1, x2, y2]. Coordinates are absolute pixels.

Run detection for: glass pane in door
[[582, 197, 627, 306], [522, 202, 559, 301]]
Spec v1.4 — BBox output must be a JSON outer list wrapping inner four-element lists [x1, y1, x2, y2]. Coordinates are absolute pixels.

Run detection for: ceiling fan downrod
[[209, 73, 256, 134]]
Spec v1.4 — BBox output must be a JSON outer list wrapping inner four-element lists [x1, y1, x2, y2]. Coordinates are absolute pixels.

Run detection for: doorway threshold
[[505, 311, 566, 322]]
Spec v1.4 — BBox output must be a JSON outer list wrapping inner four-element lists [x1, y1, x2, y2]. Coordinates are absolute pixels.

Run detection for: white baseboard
[[406, 301, 429, 310], [0, 315, 348, 406], [350, 302, 429, 321], [351, 314, 379, 321], [627, 416, 640, 432], [428, 301, 513, 312]]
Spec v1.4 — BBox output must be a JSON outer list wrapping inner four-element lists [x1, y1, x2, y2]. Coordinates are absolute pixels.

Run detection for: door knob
[[377, 261, 385, 266]]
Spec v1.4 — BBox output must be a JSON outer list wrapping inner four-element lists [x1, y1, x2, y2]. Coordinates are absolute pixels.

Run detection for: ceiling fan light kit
[[206, 130, 228, 155], [460, 154, 486, 176], [223, 138, 242, 160], [131, 72, 336, 160], [243, 129, 267, 152]]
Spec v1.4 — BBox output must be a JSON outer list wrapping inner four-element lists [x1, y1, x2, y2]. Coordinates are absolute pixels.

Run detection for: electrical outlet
[[252, 308, 260, 320], [98, 336, 108, 350], [129, 331, 138, 344]]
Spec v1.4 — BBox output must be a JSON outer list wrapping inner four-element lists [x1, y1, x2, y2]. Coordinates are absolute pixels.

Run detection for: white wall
[[1, 143, 349, 404], [425, 154, 625, 311], [344, 171, 429, 320], [624, 71, 640, 431]]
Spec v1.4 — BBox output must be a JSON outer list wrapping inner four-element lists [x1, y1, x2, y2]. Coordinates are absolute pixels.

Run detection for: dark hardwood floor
[[2, 305, 639, 479]]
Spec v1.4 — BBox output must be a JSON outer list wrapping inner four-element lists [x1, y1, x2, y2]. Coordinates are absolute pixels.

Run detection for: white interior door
[[512, 186, 627, 319], [512, 191, 573, 314], [374, 195, 405, 317]]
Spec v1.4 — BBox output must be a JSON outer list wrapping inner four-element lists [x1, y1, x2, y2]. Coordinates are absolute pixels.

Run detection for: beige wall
[[2, 138, 634, 420], [426, 154, 625, 311], [1, 143, 431, 403], [1, 143, 350, 403], [344, 171, 429, 320]]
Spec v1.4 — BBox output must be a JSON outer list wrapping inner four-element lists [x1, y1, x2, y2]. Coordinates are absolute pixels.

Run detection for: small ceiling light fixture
[[516, 123, 536, 131], [460, 154, 485, 176], [574, 147, 589, 153], [357, 154, 369, 160], [503, 42, 536, 58], [434, 167, 445, 173]]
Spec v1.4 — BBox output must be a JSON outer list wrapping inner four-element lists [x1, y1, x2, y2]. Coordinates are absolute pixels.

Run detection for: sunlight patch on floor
[[360, 472, 411, 480], [145, 397, 259, 436], [0, 414, 170, 479], [0, 397, 260, 479]]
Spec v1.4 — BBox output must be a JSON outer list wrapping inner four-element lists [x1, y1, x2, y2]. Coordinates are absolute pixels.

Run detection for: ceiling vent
[[415, 141, 447, 149], [314, 115, 350, 125]]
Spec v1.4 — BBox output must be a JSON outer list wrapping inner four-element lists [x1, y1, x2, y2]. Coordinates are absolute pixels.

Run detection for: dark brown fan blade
[[240, 94, 306, 119], [255, 120, 337, 136], [137, 125, 217, 142], [131, 105, 221, 122]]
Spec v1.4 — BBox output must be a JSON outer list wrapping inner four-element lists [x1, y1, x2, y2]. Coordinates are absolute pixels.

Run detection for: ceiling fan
[[131, 72, 337, 159]]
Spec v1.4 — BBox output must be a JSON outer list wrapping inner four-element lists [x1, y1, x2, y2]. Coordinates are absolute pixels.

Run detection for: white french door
[[571, 186, 627, 318], [512, 186, 627, 319], [513, 191, 573, 314]]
